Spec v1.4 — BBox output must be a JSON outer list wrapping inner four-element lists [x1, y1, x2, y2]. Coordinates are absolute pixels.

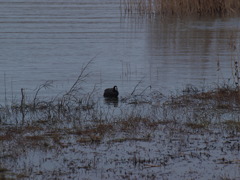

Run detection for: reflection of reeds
[[229, 33, 240, 90], [122, 0, 240, 16]]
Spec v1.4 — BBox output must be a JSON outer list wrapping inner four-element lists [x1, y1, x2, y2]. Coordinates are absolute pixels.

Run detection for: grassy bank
[[122, 0, 240, 17]]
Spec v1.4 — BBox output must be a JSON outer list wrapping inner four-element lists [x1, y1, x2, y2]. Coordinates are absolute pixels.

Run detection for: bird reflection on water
[[104, 97, 119, 107]]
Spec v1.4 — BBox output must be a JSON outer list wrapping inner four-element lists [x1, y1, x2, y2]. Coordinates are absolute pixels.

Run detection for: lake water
[[0, 0, 240, 103], [1, 1, 240, 179]]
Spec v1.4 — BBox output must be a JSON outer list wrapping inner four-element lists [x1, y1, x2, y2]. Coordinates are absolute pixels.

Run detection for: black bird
[[103, 86, 119, 98]]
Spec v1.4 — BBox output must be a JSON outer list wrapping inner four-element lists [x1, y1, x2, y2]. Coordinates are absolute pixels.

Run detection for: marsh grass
[[185, 121, 210, 129], [0, 57, 100, 126], [1, 58, 240, 138], [1, 56, 240, 179], [0, 134, 11, 141], [122, 0, 240, 17], [108, 136, 150, 143], [167, 84, 240, 111], [0, 168, 8, 173], [1, 85, 240, 179], [224, 120, 240, 132]]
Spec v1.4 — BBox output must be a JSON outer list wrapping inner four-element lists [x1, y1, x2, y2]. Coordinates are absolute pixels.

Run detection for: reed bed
[[122, 0, 240, 16]]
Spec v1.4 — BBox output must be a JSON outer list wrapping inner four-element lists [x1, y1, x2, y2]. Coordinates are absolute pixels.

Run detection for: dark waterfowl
[[103, 86, 119, 98]]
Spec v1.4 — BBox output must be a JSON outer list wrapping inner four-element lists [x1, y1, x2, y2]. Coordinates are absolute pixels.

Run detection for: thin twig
[[65, 53, 100, 96], [131, 77, 144, 95], [33, 80, 53, 109], [139, 85, 151, 96]]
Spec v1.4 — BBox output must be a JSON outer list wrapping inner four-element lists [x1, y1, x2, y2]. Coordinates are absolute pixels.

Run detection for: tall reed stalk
[[229, 33, 240, 90], [122, 0, 240, 16]]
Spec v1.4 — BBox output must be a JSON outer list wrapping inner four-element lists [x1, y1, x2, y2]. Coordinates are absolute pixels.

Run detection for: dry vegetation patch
[[185, 122, 209, 129], [224, 120, 240, 132], [122, 0, 240, 17], [1, 83, 240, 179]]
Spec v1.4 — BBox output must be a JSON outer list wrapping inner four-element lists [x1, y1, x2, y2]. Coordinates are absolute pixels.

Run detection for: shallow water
[[2, 2, 240, 179], [0, 0, 240, 103]]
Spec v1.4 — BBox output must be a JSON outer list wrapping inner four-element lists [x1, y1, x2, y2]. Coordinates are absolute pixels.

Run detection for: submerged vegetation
[[1, 72, 240, 179], [1, 40, 240, 179], [122, 0, 240, 17]]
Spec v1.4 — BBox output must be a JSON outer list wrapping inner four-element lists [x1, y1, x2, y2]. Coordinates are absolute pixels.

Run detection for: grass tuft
[[224, 120, 240, 132], [185, 122, 209, 129]]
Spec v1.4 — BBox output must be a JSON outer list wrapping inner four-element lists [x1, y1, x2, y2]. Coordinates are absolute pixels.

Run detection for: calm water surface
[[0, 0, 240, 102], [1, 1, 240, 179]]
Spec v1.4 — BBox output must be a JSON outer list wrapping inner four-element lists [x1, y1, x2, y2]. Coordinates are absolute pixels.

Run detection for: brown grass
[[167, 85, 240, 110], [123, 0, 240, 17], [185, 122, 209, 129], [0, 134, 12, 141], [25, 135, 46, 141], [77, 136, 102, 143], [108, 136, 150, 143], [224, 120, 240, 132]]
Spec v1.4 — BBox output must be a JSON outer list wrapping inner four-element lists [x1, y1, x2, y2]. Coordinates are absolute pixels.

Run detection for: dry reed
[[122, 0, 240, 17]]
